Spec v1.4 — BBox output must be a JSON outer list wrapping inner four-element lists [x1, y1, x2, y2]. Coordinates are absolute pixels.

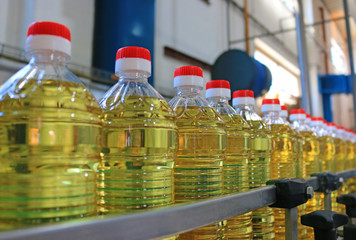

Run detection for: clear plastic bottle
[[305, 114, 312, 128], [335, 126, 347, 172], [324, 122, 345, 212], [261, 99, 303, 240], [206, 80, 251, 239], [0, 21, 102, 231], [169, 66, 226, 240], [321, 122, 337, 172], [98, 47, 177, 217], [232, 90, 275, 240], [349, 130, 356, 193], [290, 109, 322, 239], [345, 129, 354, 170], [280, 105, 290, 125], [309, 118, 328, 173]]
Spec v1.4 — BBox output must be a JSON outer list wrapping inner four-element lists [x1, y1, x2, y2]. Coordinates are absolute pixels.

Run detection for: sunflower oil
[[206, 81, 252, 240], [98, 47, 177, 217], [291, 112, 322, 239], [0, 21, 101, 230], [233, 90, 275, 240], [170, 67, 226, 240], [262, 99, 300, 240]]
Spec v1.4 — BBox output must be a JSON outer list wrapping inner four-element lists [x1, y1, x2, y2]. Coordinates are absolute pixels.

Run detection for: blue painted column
[[92, 0, 155, 85]]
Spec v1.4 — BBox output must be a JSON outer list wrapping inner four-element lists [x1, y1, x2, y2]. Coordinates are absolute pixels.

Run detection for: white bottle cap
[[280, 105, 288, 118], [25, 21, 71, 57], [310, 117, 323, 126], [205, 80, 231, 99], [261, 99, 281, 112], [173, 66, 203, 88], [115, 46, 151, 76], [289, 109, 306, 121], [232, 90, 255, 106]]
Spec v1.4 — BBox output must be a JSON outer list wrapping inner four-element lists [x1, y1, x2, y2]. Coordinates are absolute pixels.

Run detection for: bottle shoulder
[[101, 95, 176, 123], [0, 78, 102, 122], [100, 80, 164, 110]]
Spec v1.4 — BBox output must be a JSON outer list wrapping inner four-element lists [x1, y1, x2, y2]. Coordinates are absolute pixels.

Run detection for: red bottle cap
[[174, 66, 203, 77], [290, 109, 306, 115], [206, 80, 230, 90], [116, 46, 151, 61], [311, 117, 323, 121], [27, 21, 71, 41], [262, 98, 280, 105], [233, 90, 254, 98]]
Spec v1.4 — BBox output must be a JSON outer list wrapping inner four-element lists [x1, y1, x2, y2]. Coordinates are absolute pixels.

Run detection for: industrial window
[[330, 38, 347, 74], [254, 40, 300, 106]]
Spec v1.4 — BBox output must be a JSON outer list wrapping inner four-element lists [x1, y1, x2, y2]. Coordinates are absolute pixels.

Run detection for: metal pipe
[[229, 16, 345, 44], [295, 0, 312, 114], [227, 0, 231, 49], [244, 0, 250, 54], [343, 0, 356, 129], [0, 186, 277, 240], [324, 192, 332, 211], [319, 7, 329, 73], [285, 207, 299, 240]]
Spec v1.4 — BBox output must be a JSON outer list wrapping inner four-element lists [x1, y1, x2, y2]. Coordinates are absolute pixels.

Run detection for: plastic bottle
[[290, 110, 322, 239], [169, 66, 226, 240], [280, 105, 290, 125], [206, 80, 252, 239], [345, 129, 354, 170], [0, 21, 102, 231], [305, 114, 312, 127], [349, 130, 356, 193], [261, 99, 302, 240], [98, 47, 177, 217], [324, 122, 345, 212], [310, 117, 329, 173], [335, 126, 347, 172], [232, 90, 275, 240]]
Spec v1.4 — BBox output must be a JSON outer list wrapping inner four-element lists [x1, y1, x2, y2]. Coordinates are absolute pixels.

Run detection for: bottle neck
[[28, 50, 69, 66], [234, 103, 256, 112], [263, 111, 280, 118], [176, 86, 202, 96], [207, 96, 229, 105], [118, 72, 149, 82]]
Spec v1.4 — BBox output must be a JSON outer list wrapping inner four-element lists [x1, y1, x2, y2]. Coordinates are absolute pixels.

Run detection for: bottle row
[[1, 21, 355, 240]]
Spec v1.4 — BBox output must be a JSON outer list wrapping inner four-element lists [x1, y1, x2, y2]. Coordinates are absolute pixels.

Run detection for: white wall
[[0, 0, 94, 67], [154, 0, 300, 97]]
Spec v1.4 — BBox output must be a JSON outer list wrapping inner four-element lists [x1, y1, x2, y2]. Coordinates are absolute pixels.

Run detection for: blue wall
[[92, 0, 155, 85]]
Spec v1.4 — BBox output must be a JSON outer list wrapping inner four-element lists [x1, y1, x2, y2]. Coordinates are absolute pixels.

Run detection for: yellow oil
[[0, 79, 102, 231], [221, 114, 251, 240], [320, 135, 336, 172], [173, 106, 226, 240], [348, 142, 356, 193], [269, 124, 299, 240], [245, 120, 275, 239], [299, 131, 322, 239], [345, 140, 354, 170], [335, 138, 346, 172], [333, 137, 347, 213], [98, 96, 177, 215]]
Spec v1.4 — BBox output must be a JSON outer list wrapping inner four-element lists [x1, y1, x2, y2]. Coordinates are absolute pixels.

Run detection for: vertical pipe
[[244, 0, 250, 54], [227, 0, 231, 49], [324, 192, 332, 211], [343, 0, 356, 128], [285, 207, 299, 240], [295, 0, 312, 114], [319, 7, 329, 73]]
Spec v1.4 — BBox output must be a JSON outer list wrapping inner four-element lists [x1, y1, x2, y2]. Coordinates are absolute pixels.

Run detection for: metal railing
[[0, 170, 355, 240]]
